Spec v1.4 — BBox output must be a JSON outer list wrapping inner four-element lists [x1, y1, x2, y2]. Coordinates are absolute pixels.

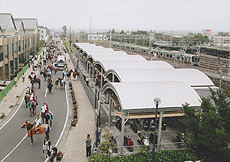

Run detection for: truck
[[57, 56, 66, 70]]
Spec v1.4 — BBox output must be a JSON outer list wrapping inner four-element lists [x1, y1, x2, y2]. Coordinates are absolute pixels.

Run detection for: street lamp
[[152, 97, 161, 162]]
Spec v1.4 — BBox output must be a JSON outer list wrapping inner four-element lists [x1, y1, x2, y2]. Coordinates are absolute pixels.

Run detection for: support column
[[112, 74, 114, 82], [157, 111, 163, 151], [109, 95, 112, 126], [89, 64, 91, 78], [120, 111, 125, 155], [100, 68, 103, 93]]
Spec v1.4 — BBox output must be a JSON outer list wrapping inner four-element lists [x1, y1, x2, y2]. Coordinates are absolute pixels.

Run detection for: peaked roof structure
[[0, 13, 17, 32], [14, 19, 25, 34], [15, 18, 38, 30]]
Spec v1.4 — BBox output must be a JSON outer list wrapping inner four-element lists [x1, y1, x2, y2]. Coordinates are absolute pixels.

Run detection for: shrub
[[89, 149, 200, 162]]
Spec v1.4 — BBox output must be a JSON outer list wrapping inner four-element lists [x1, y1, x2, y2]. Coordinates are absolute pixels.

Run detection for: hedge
[[89, 149, 200, 162]]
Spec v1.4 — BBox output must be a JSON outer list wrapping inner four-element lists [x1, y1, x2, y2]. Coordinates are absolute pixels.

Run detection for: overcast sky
[[0, 0, 230, 32]]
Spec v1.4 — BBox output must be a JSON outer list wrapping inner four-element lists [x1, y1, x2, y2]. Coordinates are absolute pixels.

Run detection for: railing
[[0, 48, 44, 103]]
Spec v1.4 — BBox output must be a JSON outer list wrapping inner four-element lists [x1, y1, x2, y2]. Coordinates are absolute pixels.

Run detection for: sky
[[0, 0, 230, 33]]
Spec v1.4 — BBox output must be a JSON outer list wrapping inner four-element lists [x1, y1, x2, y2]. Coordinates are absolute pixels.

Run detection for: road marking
[[0, 95, 24, 130], [44, 88, 48, 97], [0, 134, 27, 162], [45, 82, 69, 162]]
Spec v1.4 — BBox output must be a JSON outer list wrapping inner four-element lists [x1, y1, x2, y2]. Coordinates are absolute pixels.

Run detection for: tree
[[96, 127, 116, 161], [120, 30, 125, 34], [111, 28, 117, 34], [131, 30, 148, 35], [218, 32, 230, 36], [39, 40, 45, 47], [183, 89, 230, 162], [62, 25, 67, 38]]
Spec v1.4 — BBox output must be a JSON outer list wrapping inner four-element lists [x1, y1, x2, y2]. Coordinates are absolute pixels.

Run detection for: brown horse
[[29, 101, 37, 116], [21, 120, 50, 145]]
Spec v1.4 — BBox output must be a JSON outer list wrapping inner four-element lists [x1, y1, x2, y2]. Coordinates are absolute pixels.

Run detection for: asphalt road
[[0, 62, 68, 161]]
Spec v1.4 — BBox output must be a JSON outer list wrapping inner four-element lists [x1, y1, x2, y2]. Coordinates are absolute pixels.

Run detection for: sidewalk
[[0, 52, 43, 125], [61, 52, 96, 162]]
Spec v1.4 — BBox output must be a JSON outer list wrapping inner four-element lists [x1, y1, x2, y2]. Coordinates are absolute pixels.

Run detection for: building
[[38, 26, 49, 42], [88, 33, 108, 41], [212, 36, 230, 48], [0, 13, 39, 80]]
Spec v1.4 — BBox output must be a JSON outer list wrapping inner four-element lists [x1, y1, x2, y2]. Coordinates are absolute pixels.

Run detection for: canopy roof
[[86, 51, 127, 62], [105, 68, 214, 88], [90, 55, 146, 64], [94, 60, 174, 72], [103, 82, 201, 112]]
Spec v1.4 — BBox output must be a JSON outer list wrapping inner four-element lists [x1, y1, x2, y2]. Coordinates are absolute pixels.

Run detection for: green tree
[[120, 30, 125, 34], [94, 127, 116, 162], [111, 28, 117, 34], [62, 25, 67, 38], [183, 89, 230, 162], [131, 30, 148, 35], [39, 40, 45, 47]]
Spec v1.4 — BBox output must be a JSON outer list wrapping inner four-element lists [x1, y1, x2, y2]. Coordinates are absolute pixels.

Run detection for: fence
[[0, 48, 44, 103]]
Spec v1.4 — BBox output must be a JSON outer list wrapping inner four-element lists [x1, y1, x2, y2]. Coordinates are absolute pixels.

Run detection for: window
[[4, 45, 8, 58], [0, 53, 3, 61], [14, 42, 18, 53], [10, 44, 13, 56]]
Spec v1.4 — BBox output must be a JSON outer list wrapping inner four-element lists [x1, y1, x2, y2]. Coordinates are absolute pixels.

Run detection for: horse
[[47, 82, 53, 93], [21, 121, 50, 145], [24, 94, 30, 108], [29, 101, 37, 116]]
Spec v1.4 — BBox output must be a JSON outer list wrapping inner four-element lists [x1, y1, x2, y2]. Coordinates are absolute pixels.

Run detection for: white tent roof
[[87, 51, 127, 62], [90, 55, 146, 64], [94, 60, 174, 72], [103, 82, 201, 111], [105, 68, 214, 87]]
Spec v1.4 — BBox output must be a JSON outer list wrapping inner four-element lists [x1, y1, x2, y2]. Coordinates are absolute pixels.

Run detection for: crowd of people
[[24, 41, 70, 161]]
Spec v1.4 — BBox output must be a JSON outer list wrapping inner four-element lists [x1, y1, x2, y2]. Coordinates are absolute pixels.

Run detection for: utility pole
[[69, 26, 72, 54], [90, 17, 92, 42], [109, 31, 112, 48]]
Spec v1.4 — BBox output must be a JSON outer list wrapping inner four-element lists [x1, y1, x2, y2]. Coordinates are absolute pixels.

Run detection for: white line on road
[[0, 134, 27, 162], [44, 88, 48, 97], [0, 95, 24, 130], [44, 82, 69, 162]]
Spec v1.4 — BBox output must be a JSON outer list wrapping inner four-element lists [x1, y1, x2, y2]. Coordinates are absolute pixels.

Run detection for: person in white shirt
[[34, 114, 41, 133]]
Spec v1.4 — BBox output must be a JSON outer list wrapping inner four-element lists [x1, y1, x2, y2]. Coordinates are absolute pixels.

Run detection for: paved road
[[0, 59, 68, 161]]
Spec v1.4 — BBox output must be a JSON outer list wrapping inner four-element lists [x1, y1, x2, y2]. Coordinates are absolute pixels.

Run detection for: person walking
[[43, 137, 48, 158], [22, 73, 25, 82], [47, 141, 52, 158], [37, 77, 41, 89], [49, 147, 57, 162], [86, 134, 92, 157], [14, 77, 18, 87]]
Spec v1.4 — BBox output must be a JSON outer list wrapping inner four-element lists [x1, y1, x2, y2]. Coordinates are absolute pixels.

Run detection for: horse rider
[[45, 109, 53, 127], [29, 91, 37, 107], [41, 103, 48, 123], [26, 87, 30, 94], [34, 114, 41, 133], [60, 79, 66, 88], [37, 77, 41, 89]]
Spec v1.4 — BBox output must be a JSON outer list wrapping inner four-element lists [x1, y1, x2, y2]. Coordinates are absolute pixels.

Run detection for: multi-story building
[[38, 26, 49, 42], [0, 13, 39, 80], [212, 36, 230, 48]]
